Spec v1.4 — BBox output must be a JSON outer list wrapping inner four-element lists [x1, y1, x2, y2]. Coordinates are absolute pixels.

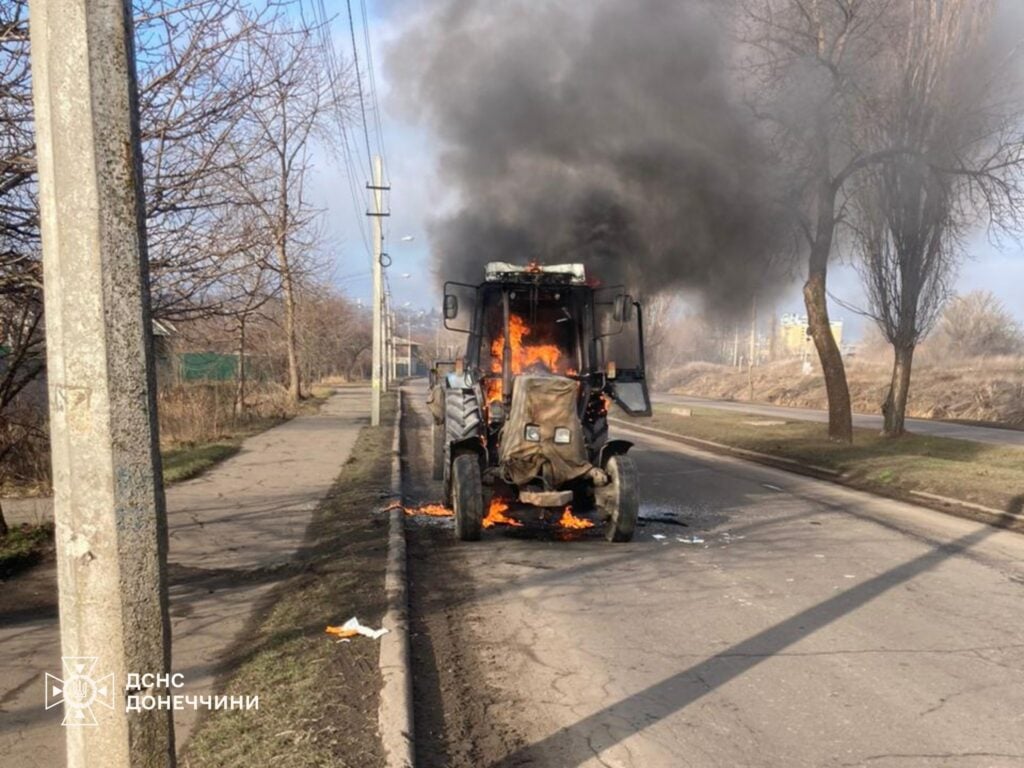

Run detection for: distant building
[[779, 313, 843, 357], [393, 337, 426, 377]]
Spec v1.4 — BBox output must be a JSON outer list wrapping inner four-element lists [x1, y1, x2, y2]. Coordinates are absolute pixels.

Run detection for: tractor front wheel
[[452, 454, 484, 541], [601, 454, 639, 542]]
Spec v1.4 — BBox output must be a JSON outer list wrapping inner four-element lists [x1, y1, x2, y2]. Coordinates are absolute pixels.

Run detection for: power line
[[359, 0, 389, 177], [299, 0, 374, 264], [345, 0, 375, 181]]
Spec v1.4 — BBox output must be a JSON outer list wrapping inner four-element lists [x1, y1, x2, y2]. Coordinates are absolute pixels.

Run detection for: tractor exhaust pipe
[[502, 289, 512, 404]]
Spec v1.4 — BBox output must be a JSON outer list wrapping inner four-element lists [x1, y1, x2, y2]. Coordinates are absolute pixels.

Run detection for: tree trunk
[[882, 342, 915, 437], [278, 240, 301, 405], [804, 272, 853, 443], [234, 317, 247, 418], [0, 500, 8, 538], [804, 163, 853, 443]]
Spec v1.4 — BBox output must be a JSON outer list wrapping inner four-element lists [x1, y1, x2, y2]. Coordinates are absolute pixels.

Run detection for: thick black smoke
[[388, 0, 789, 305]]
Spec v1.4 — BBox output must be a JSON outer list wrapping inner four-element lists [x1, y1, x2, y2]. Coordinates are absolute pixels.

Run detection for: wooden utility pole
[[369, 155, 387, 425], [29, 0, 174, 764]]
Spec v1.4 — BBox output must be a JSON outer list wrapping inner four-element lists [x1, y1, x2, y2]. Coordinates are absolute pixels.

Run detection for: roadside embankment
[[664, 358, 1024, 427]]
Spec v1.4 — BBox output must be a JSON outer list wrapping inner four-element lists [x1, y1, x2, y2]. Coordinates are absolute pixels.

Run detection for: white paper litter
[[652, 534, 667, 540], [339, 616, 389, 640], [677, 536, 705, 544]]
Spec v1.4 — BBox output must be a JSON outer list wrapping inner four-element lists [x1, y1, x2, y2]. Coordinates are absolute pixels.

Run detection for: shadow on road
[[490, 520, 1003, 768]]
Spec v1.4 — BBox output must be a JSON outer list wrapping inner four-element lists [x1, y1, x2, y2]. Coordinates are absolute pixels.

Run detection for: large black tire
[[431, 422, 444, 481], [602, 454, 639, 542], [452, 454, 484, 541]]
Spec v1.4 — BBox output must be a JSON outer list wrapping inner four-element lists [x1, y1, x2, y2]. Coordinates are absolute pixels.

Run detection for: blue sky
[[311, 1, 1024, 340]]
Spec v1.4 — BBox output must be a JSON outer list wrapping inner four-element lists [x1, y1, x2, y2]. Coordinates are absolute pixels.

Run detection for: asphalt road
[[403, 381, 1024, 768], [654, 392, 1024, 447]]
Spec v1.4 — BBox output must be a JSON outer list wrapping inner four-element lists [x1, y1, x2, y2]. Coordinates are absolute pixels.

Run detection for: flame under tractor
[[428, 262, 651, 542]]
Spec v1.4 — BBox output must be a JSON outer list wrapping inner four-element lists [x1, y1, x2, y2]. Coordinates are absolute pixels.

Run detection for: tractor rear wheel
[[452, 454, 483, 541], [601, 454, 638, 542]]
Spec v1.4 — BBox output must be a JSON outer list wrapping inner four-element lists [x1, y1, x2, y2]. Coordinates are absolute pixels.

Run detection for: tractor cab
[[431, 262, 650, 541]]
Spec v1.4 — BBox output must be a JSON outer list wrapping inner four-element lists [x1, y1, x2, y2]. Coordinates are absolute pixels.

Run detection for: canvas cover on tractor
[[499, 375, 591, 487]]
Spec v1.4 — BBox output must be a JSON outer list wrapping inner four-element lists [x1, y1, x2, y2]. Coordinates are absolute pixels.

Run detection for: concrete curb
[[378, 389, 415, 767]]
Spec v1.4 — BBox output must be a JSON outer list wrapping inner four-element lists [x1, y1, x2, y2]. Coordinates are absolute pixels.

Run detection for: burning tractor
[[428, 262, 651, 542]]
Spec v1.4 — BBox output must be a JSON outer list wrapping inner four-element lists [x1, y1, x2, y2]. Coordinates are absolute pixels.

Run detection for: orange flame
[[487, 314, 567, 403], [483, 497, 522, 528], [403, 504, 453, 517], [557, 506, 594, 530]]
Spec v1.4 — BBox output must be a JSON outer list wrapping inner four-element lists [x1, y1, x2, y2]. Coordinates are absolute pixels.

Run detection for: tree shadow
[[491, 522, 1000, 768]]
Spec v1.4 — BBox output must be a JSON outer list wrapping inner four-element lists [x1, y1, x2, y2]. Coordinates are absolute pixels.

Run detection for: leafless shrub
[[932, 290, 1023, 359], [157, 380, 296, 447]]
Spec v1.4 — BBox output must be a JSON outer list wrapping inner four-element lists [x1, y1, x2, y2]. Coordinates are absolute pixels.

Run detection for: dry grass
[[664, 356, 1024, 426], [0, 404, 51, 497], [643, 405, 1024, 519], [158, 382, 299, 448], [181, 395, 394, 768], [156, 382, 334, 484], [1, 382, 322, 496]]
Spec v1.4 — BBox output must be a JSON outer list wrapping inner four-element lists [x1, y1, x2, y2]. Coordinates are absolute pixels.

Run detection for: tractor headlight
[[524, 424, 541, 442], [553, 427, 571, 444]]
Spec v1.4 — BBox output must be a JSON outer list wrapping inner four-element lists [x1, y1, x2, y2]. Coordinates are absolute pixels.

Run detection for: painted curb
[[378, 389, 415, 767]]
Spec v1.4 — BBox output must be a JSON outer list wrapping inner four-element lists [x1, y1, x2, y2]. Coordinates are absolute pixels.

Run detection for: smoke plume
[[388, 0, 789, 305]]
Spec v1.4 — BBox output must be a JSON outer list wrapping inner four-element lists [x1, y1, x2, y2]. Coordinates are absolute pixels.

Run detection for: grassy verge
[[0, 522, 54, 577], [182, 394, 395, 768], [630, 405, 1024, 523], [162, 442, 243, 484]]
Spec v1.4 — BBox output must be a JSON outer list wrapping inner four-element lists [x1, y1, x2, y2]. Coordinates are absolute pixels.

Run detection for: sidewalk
[[0, 388, 369, 767]]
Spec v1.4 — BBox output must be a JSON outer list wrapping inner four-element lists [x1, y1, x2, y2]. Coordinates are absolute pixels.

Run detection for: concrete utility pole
[[29, 1, 174, 766], [748, 295, 758, 402], [383, 290, 393, 390], [369, 155, 386, 425], [407, 316, 413, 377], [389, 306, 398, 383]]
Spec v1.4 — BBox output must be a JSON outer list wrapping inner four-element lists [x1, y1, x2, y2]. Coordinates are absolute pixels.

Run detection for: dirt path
[[0, 388, 369, 767]]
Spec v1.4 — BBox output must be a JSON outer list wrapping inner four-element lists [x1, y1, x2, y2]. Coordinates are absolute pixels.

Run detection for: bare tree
[[216, 215, 280, 415], [853, 165, 956, 435], [0, 1, 353, 508], [738, 0, 906, 442], [850, 0, 1001, 436], [234, 21, 349, 403], [0, 0, 36, 534], [852, 0, 1023, 435], [135, 0, 286, 321]]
